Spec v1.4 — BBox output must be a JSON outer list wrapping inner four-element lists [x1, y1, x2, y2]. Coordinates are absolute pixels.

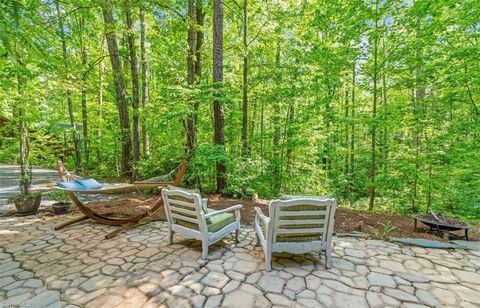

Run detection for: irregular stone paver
[[0, 215, 479, 307]]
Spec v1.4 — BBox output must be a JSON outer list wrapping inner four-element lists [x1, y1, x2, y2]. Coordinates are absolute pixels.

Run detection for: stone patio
[[0, 214, 479, 307]]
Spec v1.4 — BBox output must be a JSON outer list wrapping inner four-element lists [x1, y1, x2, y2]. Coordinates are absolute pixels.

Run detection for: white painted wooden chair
[[254, 197, 337, 271], [161, 187, 243, 259]]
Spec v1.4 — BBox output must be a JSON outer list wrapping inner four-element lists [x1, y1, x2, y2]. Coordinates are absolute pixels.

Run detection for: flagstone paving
[[0, 214, 479, 307]]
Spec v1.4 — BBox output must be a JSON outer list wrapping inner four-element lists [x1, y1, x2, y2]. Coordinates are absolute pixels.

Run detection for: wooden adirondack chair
[[254, 197, 337, 271], [162, 186, 242, 259]]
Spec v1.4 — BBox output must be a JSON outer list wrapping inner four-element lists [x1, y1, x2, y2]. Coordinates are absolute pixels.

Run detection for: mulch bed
[[39, 194, 479, 241]]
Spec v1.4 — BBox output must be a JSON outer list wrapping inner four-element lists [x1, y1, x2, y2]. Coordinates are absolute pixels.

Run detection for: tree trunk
[[186, 0, 197, 156], [194, 0, 204, 84], [16, 51, 31, 195], [413, 17, 424, 213], [350, 62, 355, 175], [102, 1, 132, 176], [241, 0, 249, 157], [97, 50, 105, 162], [368, 0, 380, 211], [140, 1, 150, 157], [344, 77, 349, 174], [382, 36, 388, 174], [272, 44, 281, 194], [79, 15, 89, 165], [286, 102, 295, 176], [260, 100, 265, 170], [426, 163, 432, 213], [213, 0, 227, 192], [55, 0, 81, 171], [125, 1, 141, 182]]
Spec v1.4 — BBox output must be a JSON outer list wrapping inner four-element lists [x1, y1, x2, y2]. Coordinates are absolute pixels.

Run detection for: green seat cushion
[[176, 209, 235, 233], [276, 234, 323, 242]]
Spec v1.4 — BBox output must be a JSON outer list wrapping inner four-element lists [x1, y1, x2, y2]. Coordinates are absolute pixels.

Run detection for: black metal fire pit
[[413, 212, 472, 241]]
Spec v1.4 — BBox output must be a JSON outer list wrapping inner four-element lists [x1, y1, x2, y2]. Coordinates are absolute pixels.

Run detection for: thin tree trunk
[[213, 0, 227, 192], [194, 0, 204, 84], [286, 103, 295, 177], [55, 0, 81, 171], [97, 51, 105, 162], [413, 17, 424, 213], [368, 0, 380, 211], [186, 0, 197, 156], [272, 44, 281, 193], [426, 163, 432, 213], [350, 62, 355, 175], [79, 15, 89, 165], [250, 98, 256, 154], [102, 1, 132, 176], [16, 51, 31, 195], [344, 77, 349, 174], [382, 36, 388, 174], [241, 0, 249, 157], [125, 1, 141, 182], [260, 100, 264, 171], [140, 1, 150, 157]]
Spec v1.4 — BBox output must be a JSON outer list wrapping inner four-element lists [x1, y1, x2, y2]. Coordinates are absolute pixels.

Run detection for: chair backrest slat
[[278, 210, 327, 216], [170, 213, 199, 224], [276, 219, 324, 226], [169, 205, 197, 216], [169, 199, 197, 209], [162, 189, 206, 233]]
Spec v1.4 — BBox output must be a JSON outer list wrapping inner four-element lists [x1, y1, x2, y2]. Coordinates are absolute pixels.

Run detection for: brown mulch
[[56, 194, 478, 241]]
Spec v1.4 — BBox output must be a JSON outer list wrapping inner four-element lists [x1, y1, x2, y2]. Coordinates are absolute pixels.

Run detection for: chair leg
[[201, 241, 209, 260], [255, 232, 260, 247], [235, 229, 239, 244], [168, 230, 174, 245], [325, 248, 332, 269], [265, 251, 272, 272]]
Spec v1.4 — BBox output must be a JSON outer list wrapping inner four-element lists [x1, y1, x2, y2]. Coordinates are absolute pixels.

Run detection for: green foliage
[[43, 189, 69, 202], [380, 220, 397, 240], [223, 157, 265, 197], [0, 0, 478, 222]]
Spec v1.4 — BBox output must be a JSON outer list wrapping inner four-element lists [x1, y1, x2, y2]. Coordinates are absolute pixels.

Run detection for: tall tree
[[413, 15, 424, 213], [55, 0, 81, 171], [140, 1, 150, 157], [241, 0, 249, 157], [368, 0, 380, 211], [79, 15, 89, 165], [213, 0, 227, 192], [186, 0, 197, 156], [96, 49, 105, 162], [101, 1, 132, 176], [125, 0, 141, 181]]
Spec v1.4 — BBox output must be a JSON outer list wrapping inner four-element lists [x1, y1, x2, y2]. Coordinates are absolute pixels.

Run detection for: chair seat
[[177, 209, 235, 233]]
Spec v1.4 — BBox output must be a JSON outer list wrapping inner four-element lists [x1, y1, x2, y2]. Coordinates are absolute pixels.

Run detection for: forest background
[[0, 0, 479, 221]]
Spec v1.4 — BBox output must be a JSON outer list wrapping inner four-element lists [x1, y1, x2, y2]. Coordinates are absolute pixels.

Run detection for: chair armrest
[[204, 204, 243, 218], [254, 207, 270, 224]]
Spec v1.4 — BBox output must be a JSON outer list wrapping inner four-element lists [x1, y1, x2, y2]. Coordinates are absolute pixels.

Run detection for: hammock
[[54, 160, 187, 238], [56, 161, 186, 194]]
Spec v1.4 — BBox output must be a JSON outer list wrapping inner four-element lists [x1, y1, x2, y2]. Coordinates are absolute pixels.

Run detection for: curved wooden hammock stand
[[54, 160, 187, 238]]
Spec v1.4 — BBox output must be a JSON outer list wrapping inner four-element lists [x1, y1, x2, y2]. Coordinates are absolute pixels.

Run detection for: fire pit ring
[[413, 213, 472, 241]]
